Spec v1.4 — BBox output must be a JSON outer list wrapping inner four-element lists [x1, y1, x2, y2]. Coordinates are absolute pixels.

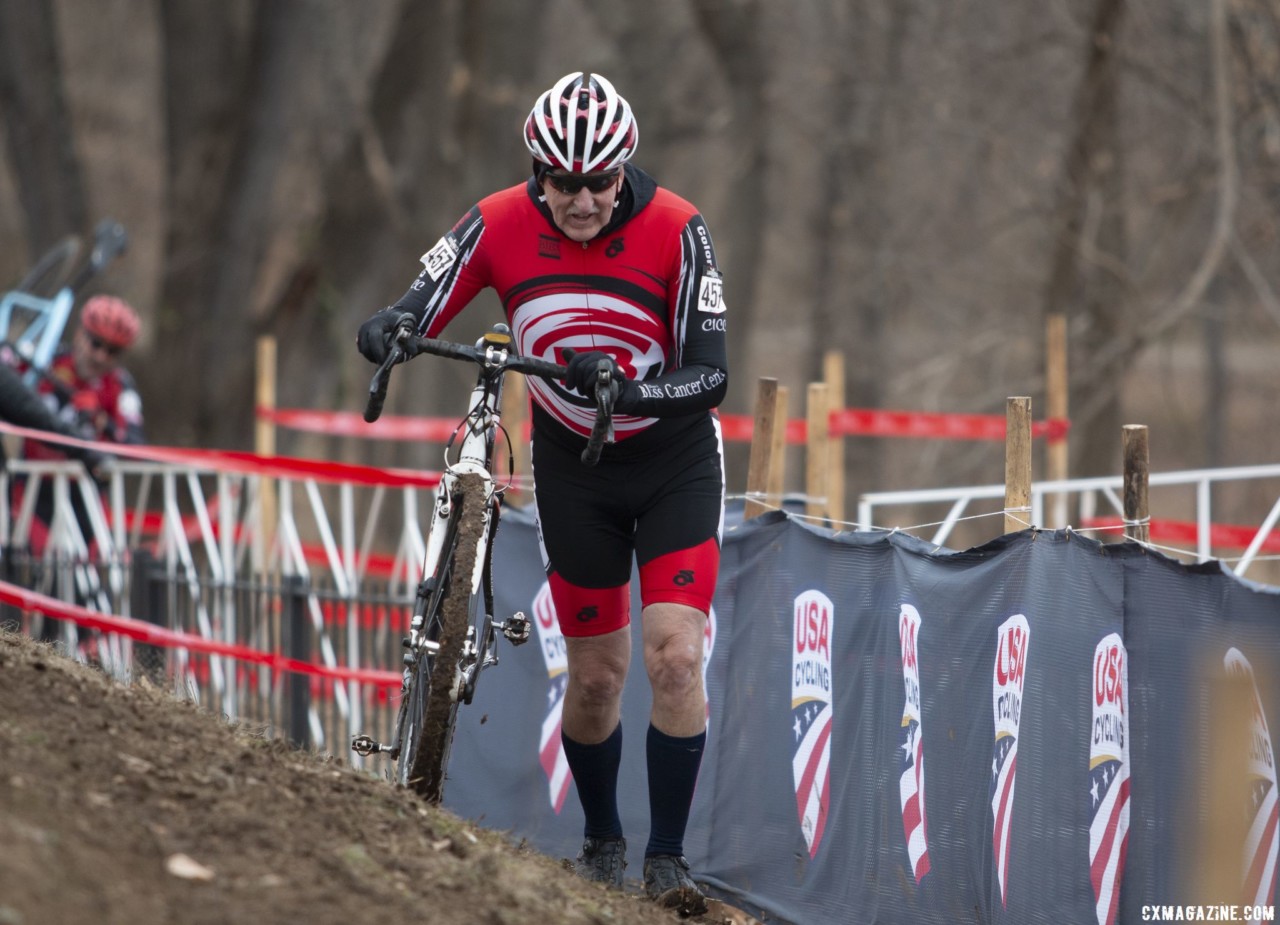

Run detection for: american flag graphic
[[1226, 648, 1278, 923], [991, 613, 1030, 908], [1089, 633, 1130, 925], [991, 733, 1018, 903], [793, 589, 834, 859], [532, 583, 571, 813], [793, 697, 832, 859], [898, 603, 930, 882]]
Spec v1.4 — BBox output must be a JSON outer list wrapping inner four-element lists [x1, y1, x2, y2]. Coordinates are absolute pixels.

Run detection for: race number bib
[[420, 235, 459, 281], [698, 272, 725, 314]]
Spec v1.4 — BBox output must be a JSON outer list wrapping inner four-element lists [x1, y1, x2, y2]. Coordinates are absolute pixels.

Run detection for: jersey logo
[[605, 238, 625, 258], [575, 605, 598, 623], [673, 569, 695, 586], [538, 234, 561, 259], [420, 234, 459, 281]]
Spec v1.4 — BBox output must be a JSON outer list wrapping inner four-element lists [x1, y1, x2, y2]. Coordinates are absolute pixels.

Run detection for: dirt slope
[[0, 629, 756, 925]]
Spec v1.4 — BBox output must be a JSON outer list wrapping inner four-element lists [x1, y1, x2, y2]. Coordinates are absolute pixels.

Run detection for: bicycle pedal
[[499, 611, 531, 645], [351, 734, 391, 757]]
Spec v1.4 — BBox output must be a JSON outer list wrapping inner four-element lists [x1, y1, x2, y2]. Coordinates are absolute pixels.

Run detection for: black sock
[[644, 724, 706, 857], [561, 723, 623, 840]]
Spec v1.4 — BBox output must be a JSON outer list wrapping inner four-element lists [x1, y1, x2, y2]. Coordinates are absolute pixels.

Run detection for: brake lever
[[580, 359, 618, 466], [363, 314, 421, 422]]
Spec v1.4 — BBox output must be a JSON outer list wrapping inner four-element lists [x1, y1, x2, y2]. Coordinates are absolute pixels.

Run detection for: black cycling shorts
[[531, 415, 724, 637]]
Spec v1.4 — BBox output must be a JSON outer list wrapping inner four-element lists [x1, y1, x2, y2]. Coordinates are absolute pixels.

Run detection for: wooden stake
[[255, 335, 278, 563], [806, 382, 829, 524], [768, 385, 789, 511], [1046, 313, 1069, 528], [823, 351, 845, 523], [1123, 424, 1150, 543], [1004, 397, 1032, 534], [743, 378, 779, 520]]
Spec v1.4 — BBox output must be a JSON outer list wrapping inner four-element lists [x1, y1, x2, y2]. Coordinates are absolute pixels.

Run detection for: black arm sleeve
[[617, 364, 728, 418], [616, 211, 728, 418], [0, 364, 105, 469]]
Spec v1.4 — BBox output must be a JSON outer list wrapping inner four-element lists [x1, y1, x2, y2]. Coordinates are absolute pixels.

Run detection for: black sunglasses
[[544, 170, 620, 196], [86, 333, 124, 357]]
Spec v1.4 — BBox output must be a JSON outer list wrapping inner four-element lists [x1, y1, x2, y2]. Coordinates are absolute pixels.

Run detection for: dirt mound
[[0, 629, 754, 925]]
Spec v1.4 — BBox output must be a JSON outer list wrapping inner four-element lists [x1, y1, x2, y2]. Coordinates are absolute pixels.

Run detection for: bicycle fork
[[351, 474, 531, 761]]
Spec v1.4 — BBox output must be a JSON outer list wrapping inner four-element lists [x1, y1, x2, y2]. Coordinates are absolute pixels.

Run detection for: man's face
[[540, 167, 624, 243], [73, 326, 125, 380]]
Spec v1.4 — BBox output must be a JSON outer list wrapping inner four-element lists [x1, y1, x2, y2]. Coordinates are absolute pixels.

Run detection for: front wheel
[[401, 472, 488, 802]]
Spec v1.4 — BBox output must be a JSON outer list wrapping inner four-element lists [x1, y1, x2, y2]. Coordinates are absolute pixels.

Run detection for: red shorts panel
[[638, 537, 720, 613], [549, 571, 630, 638]]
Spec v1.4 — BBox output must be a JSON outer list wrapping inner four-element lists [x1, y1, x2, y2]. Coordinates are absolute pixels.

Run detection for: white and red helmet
[[81, 295, 141, 349], [524, 72, 638, 174]]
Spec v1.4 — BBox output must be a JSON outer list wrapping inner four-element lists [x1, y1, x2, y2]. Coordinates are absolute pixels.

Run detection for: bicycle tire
[[404, 472, 488, 802], [392, 648, 430, 789], [392, 483, 468, 788]]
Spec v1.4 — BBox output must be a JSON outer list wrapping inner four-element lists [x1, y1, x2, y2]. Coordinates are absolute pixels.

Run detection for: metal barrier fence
[[856, 462, 1280, 581], [4, 441, 1279, 770], [0, 446, 432, 757]]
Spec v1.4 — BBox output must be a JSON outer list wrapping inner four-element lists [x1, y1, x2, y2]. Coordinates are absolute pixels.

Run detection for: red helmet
[[524, 72, 638, 173], [81, 295, 141, 349]]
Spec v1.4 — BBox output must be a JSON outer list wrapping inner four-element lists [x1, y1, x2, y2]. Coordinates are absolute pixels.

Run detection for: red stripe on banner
[[1080, 518, 1280, 552], [796, 714, 832, 858], [718, 411, 1070, 444], [0, 420, 441, 488], [259, 406, 462, 443], [0, 580, 401, 689], [993, 751, 1017, 904], [1089, 776, 1130, 901], [262, 404, 1069, 445]]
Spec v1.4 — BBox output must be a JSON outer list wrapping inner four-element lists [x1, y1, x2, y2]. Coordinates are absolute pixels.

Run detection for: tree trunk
[[0, 0, 87, 251]]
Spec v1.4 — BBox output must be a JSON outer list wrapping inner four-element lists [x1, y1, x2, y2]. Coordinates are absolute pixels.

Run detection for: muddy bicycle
[[351, 313, 617, 802]]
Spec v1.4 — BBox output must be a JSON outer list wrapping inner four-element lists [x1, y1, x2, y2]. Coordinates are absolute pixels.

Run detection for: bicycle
[[351, 313, 618, 802], [0, 219, 129, 387]]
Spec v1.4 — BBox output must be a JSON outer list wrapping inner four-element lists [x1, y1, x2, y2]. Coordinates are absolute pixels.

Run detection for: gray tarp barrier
[[443, 506, 1280, 925]]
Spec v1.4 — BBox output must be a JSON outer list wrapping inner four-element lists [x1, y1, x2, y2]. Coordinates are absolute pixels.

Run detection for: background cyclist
[[18, 295, 145, 553]]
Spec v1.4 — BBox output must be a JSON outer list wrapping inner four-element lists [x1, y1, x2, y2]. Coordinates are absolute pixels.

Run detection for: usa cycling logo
[[792, 589, 833, 858], [898, 604, 930, 883], [991, 613, 1030, 907], [1225, 647, 1278, 918], [532, 582, 571, 813], [1089, 633, 1130, 925]]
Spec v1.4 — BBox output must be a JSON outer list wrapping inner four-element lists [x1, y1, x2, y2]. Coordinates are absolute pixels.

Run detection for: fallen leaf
[[165, 853, 215, 881]]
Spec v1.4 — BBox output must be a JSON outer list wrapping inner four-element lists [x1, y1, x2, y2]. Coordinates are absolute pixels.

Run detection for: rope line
[[724, 495, 1280, 567]]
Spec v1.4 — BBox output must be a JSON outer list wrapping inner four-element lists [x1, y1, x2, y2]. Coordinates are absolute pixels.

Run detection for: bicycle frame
[[406, 338, 511, 705], [0, 220, 128, 385], [352, 317, 614, 800]]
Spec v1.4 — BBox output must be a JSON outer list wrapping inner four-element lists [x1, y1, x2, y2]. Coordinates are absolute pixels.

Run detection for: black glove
[[79, 448, 111, 488], [357, 309, 406, 365], [563, 349, 623, 396]]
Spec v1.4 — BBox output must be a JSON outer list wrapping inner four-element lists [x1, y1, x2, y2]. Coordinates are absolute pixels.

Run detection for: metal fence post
[[283, 575, 311, 747]]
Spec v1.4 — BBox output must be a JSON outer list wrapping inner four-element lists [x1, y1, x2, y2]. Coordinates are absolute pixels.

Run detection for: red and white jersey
[[20, 350, 145, 461], [389, 166, 728, 456]]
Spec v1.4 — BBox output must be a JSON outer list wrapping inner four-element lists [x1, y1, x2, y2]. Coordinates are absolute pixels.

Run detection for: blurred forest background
[[1, 0, 1278, 531]]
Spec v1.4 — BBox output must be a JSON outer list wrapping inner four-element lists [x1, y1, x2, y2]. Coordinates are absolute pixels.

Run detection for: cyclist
[[358, 72, 727, 916], [17, 295, 144, 552]]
